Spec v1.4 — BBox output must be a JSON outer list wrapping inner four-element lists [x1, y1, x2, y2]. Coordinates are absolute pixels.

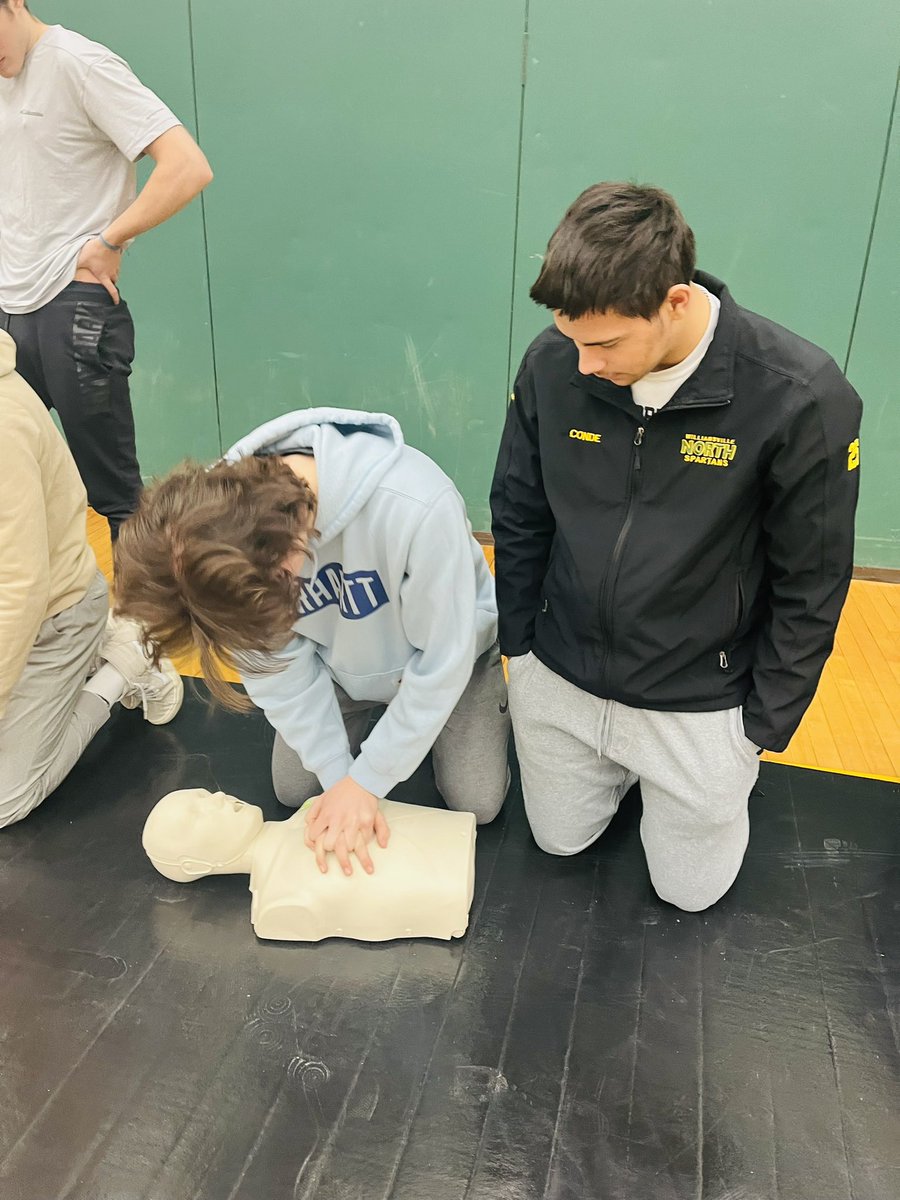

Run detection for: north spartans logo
[[680, 433, 737, 468]]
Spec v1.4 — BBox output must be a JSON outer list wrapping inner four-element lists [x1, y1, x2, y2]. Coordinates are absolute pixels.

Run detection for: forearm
[[105, 139, 212, 246], [350, 493, 483, 795], [350, 659, 473, 797], [241, 646, 353, 789], [492, 530, 552, 656], [743, 568, 853, 752], [490, 369, 555, 654], [0, 461, 50, 717], [0, 584, 47, 720], [743, 361, 862, 751]]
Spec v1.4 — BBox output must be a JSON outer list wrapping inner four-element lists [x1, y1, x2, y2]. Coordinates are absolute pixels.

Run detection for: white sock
[[83, 662, 130, 708]]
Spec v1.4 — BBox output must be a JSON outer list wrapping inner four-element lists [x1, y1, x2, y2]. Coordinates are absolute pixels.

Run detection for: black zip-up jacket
[[490, 272, 862, 752]]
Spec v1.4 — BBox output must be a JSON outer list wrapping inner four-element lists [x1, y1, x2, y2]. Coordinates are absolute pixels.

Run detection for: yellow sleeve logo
[[847, 438, 860, 471]]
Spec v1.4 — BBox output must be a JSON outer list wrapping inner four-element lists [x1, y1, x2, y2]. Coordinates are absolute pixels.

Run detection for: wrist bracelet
[[98, 232, 123, 253]]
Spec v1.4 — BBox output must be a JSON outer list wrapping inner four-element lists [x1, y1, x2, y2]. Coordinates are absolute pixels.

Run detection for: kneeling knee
[[653, 880, 729, 913], [273, 782, 311, 809], [439, 768, 509, 826], [531, 831, 582, 857], [271, 768, 315, 809], [445, 794, 504, 826]]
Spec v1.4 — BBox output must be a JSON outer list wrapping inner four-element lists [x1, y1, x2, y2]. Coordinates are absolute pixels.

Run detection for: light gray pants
[[508, 652, 761, 912], [0, 571, 110, 829], [271, 642, 510, 824]]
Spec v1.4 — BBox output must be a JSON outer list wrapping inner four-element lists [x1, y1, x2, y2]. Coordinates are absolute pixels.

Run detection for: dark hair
[[530, 182, 696, 320], [114, 455, 317, 710]]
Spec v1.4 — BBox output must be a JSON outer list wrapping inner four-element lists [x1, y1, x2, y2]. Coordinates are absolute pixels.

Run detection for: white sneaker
[[100, 614, 184, 725]]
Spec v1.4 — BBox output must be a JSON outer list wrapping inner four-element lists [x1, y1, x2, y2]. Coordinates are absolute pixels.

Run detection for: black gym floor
[[0, 690, 897, 1200]]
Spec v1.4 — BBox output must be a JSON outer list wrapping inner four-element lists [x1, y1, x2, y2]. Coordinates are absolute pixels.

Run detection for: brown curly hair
[[114, 455, 317, 709]]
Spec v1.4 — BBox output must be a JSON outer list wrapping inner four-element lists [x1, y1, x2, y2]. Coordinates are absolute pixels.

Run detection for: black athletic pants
[[1, 282, 142, 538]]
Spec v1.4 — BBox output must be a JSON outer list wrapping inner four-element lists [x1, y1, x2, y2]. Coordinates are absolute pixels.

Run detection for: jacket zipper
[[598, 408, 654, 683]]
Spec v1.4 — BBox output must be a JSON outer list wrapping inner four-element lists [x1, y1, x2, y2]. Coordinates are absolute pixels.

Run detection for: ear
[[180, 858, 215, 878], [665, 283, 693, 319], [146, 857, 207, 883]]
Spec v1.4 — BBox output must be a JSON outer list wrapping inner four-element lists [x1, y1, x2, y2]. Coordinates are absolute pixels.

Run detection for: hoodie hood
[[224, 408, 404, 544], [0, 330, 17, 378]]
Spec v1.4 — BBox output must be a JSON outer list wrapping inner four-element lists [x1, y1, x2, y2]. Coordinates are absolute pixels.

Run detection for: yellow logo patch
[[681, 433, 737, 468], [569, 428, 602, 443], [847, 438, 860, 471]]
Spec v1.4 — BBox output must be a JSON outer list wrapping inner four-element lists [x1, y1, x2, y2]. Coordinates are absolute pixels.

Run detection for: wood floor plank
[[831, 624, 900, 770]]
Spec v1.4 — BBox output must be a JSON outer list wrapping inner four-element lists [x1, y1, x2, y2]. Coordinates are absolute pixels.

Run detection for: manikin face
[[0, 2, 38, 79], [553, 285, 692, 388], [181, 790, 262, 858], [145, 789, 265, 879]]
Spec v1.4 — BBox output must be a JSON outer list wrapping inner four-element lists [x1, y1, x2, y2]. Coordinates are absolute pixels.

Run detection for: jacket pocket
[[722, 570, 745, 645], [718, 572, 748, 672]]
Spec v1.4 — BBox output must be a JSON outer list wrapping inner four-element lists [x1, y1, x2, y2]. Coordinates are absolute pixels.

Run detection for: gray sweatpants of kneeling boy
[[507, 651, 761, 912], [271, 641, 510, 824]]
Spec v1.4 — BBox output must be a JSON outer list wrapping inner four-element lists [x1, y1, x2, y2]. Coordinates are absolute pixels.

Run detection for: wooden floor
[[1, 690, 897, 1200], [89, 511, 900, 782]]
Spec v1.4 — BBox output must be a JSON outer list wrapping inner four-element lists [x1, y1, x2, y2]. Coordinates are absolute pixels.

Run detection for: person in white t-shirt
[[0, 0, 212, 538]]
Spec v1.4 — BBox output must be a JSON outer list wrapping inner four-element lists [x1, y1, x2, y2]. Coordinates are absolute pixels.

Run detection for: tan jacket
[[0, 330, 98, 718]]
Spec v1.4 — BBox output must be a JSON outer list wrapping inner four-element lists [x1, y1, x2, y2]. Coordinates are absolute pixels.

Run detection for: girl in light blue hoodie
[[116, 409, 510, 877]]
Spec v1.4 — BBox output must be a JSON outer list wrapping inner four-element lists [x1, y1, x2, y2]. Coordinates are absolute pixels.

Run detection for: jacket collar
[[571, 270, 738, 414]]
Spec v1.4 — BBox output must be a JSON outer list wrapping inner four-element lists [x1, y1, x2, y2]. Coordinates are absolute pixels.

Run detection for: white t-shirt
[[631, 285, 721, 412], [0, 26, 180, 313]]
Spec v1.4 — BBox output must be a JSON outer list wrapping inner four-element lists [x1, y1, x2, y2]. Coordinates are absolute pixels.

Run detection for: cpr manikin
[[142, 789, 477, 942]]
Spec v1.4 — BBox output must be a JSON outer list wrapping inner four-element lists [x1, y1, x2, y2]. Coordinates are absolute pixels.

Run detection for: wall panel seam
[[844, 61, 900, 375], [504, 0, 532, 400], [187, 0, 223, 454]]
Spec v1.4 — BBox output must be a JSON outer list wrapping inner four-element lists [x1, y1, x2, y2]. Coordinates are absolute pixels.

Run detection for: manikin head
[[114, 454, 317, 709], [530, 181, 700, 386], [0, 1, 42, 79], [143, 789, 265, 883]]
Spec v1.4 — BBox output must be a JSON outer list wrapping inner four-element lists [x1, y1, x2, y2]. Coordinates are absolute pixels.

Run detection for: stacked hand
[[303, 776, 390, 875]]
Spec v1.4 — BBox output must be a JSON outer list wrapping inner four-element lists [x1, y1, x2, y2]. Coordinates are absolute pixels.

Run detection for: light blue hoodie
[[224, 409, 498, 798]]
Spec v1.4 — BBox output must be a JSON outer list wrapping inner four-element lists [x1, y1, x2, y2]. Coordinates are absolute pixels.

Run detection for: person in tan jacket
[[0, 329, 183, 828]]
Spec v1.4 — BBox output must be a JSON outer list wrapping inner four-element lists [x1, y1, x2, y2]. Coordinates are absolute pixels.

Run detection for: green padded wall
[[26, 3, 900, 562], [510, 1, 900, 564], [846, 79, 900, 569], [35, 1, 220, 472], [511, 1, 900, 364], [191, 0, 524, 529]]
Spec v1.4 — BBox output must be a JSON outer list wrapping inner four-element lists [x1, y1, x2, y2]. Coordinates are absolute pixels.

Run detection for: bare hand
[[76, 237, 122, 303], [304, 777, 390, 875]]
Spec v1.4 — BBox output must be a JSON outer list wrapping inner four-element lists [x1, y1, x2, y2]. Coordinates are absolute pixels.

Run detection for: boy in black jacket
[[491, 182, 861, 911]]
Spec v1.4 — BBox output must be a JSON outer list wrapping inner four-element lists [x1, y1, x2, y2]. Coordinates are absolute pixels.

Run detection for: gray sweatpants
[[271, 642, 510, 824], [0, 571, 110, 828], [508, 652, 760, 912]]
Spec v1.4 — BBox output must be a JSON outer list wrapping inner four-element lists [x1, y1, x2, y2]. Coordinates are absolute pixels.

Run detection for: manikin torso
[[249, 802, 476, 941], [142, 792, 477, 944]]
